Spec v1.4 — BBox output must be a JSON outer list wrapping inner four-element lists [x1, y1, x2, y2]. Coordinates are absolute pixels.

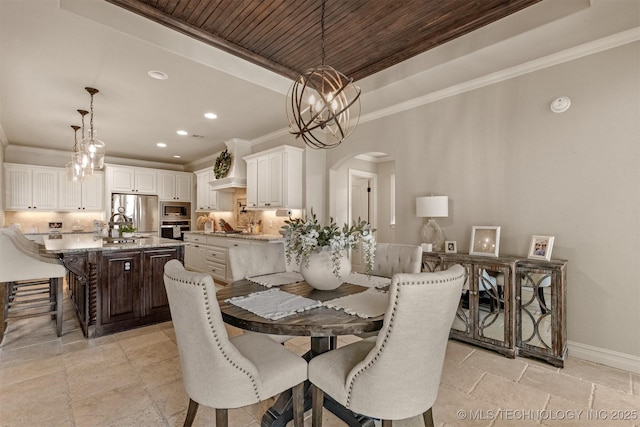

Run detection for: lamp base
[[422, 219, 444, 251]]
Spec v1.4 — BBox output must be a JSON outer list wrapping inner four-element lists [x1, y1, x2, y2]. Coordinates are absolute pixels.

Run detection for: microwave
[[160, 201, 191, 220]]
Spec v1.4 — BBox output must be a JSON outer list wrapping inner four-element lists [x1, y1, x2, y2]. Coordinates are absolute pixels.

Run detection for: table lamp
[[416, 195, 448, 251]]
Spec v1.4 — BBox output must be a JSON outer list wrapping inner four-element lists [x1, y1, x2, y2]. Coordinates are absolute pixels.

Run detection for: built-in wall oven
[[160, 201, 191, 240]]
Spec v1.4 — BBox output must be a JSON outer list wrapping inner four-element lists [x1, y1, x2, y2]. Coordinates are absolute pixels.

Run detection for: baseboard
[[568, 341, 640, 374]]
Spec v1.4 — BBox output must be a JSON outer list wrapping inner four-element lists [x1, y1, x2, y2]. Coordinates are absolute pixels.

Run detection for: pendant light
[[82, 87, 106, 170], [286, 0, 361, 149], [66, 125, 83, 181]]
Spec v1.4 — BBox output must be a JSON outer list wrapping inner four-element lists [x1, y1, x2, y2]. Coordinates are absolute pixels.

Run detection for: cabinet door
[[81, 172, 104, 210], [185, 243, 206, 271], [175, 173, 192, 201], [31, 168, 58, 209], [5, 165, 32, 209], [109, 167, 136, 192], [143, 248, 178, 316], [516, 261, 567, 367], [195, 171, 208, 210], [135, 169, 157, 194], [266, 152, 283, 207], [256, 156, 270, 207], [58, 171, 83, 210], [157, 172, 176, 200], [245, 158, 258, 208], [100, 251, 143, 325]]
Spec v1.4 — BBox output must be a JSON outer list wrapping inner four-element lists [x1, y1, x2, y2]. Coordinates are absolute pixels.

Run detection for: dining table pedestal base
[[261, 336, 375, 427]]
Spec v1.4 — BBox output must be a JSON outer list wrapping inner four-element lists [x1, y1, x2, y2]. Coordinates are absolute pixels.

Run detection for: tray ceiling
[[106, 0, 542, 81]]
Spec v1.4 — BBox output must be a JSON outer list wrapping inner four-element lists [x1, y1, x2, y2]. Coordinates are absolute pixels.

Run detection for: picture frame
[[445, 240, 457, 253], [469, 226, 501, 257], [527, 235, 555, 261]]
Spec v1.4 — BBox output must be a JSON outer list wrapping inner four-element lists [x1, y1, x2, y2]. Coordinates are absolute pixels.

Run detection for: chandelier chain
[[320, 0, 325, 65]]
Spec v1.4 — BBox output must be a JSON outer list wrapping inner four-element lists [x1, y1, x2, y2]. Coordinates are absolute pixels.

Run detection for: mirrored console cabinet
[[422, 252, 567, 367]]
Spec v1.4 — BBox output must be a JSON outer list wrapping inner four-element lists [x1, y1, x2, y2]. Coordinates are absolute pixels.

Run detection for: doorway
[[349, 169, 376, 273]]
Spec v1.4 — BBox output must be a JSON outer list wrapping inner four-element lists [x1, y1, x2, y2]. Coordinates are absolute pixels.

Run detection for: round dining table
[[216, 279, 386, 427]]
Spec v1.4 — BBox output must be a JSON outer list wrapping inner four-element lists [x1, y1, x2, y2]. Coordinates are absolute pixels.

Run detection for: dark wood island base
[[44, 235, 183, 338]]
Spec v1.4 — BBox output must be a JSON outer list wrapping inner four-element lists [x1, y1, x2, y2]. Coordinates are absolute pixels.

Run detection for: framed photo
[[527, 235, 555, 261], [469, 226, 501, 257], [445, 241, 457, 253]]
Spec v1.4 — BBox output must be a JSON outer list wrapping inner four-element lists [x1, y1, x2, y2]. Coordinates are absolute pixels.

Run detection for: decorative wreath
[[214, 149, 232, 179]]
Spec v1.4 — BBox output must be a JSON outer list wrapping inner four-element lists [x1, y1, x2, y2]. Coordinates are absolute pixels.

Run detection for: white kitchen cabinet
[[58, 171, 104, 211], [183, 233, 280, 284], [243, 145, 303, 209], [195, 169, 233, 211], [4, 163, 58, 210], [184, 233, 207, 272], [205, 236, 229, 283], [106, 165, 157, 194], [158, 171, 192, 201]]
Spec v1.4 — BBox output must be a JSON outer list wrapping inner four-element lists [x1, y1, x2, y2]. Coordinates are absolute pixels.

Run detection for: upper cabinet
[[158, 171, 192, 201], [58, 171, 104, 211], [195, 169, 233, 211], [243, 145, 303, 209], [4, 163, 58, 210], [107, 165, 157, 194]]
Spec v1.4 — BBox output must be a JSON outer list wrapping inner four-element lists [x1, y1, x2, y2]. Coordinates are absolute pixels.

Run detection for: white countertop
[[43, 234, 184, 253]]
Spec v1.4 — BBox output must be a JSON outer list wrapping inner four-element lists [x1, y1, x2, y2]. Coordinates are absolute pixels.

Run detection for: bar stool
[[0, 229, 66, 343]]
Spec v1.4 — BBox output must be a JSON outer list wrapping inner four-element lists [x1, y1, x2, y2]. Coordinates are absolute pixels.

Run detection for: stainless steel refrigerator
[[111, 193, 159, 235]]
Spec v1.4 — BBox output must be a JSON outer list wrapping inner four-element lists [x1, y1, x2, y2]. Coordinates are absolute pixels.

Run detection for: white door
[[350, 176, 371, 273]]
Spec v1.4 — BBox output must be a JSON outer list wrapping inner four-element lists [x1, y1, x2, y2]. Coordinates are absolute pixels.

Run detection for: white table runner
[[343, 272, 391, 289], [225, 288, 321, 320], [246, 271, 304, 287], [324, 288, 389, 319]]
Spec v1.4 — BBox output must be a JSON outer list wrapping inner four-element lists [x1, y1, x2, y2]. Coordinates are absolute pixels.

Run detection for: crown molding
[[359, 28, 640, 125]]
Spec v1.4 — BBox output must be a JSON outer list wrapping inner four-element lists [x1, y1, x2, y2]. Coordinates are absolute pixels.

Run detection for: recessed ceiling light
[[173, 155, 181, 158], [156, 142, 167, 148], [204, 112, 217, 119], [148, 70, 168, 80], [176, 130, 188, 136]]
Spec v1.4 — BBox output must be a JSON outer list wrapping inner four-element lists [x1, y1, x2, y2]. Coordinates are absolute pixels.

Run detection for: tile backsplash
[[4, 211, 106, 234]]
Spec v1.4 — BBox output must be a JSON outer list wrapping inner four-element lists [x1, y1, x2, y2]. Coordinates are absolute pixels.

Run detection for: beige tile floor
[[1, 290, 639, 427]]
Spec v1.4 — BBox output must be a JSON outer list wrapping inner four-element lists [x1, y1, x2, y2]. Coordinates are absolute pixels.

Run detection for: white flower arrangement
[[282, 211, 376, 277]]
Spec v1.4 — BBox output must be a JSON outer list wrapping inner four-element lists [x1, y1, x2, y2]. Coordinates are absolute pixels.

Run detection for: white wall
[[325, 42, 640, 361]]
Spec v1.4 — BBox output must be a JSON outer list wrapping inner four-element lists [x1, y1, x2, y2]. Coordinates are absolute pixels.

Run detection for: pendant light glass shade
[[66, 124, 86, 182], [81, 87, 106, 170]]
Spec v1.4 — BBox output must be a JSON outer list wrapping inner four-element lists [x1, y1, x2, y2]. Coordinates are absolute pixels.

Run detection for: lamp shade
[[416, 196, 448, 218]]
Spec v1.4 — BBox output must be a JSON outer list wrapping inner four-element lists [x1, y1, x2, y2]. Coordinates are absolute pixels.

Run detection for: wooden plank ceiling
[[106, 0, 542, 82]]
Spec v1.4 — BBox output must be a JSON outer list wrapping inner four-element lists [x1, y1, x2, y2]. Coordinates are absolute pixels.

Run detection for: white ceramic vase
[[300, 247, 351, 290]]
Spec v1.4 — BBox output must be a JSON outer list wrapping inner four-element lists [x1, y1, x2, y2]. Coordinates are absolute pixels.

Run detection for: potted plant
[[282, 211, 376, 290], [119, 224, 137, 238]]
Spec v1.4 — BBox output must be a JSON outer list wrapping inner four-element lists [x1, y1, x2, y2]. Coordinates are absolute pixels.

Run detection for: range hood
[[209, 139, 252, 191]]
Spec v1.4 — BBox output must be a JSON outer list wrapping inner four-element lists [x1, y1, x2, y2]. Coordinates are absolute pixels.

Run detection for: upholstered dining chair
[[308, 264, 466, 427], [371, 243, 422, 277], [356, 243, 422, 339], [0, 228, 66, 342], [228, 242, 287, 282], [163, 260, 307, 427]]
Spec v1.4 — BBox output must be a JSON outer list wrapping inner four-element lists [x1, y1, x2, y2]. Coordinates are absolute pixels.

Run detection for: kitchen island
[[44, 234, 184, 338]]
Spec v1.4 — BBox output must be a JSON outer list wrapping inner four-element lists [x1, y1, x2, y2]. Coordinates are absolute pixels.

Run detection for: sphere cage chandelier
[[286, 0, 361, 149]]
